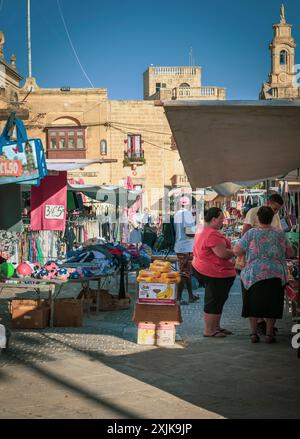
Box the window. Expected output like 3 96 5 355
280 50 287 65
126 134 144 159
100 139 107 155
46 127 86 151
156 82 167 92
179 83 190 88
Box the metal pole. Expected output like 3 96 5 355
28 0 32 78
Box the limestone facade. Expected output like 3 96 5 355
0 32 22 111
144 66 226 100
16 65 225 211
0 29 226 211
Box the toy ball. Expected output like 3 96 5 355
56 268 69 281
0 262 15 278
31 263 42 277
44 262 58 272
38 269 51 280
70 271 81 280
16 263 32 278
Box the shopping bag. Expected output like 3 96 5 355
0 115 47 185
285 284 299 302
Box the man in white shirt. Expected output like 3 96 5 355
174 197 199 305
242 193 283 235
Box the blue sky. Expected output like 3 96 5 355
1 0 300 100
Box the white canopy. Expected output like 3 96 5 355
46 159 106 171
67 183 141 208
164 100 300 190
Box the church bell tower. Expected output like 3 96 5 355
260 4 299 99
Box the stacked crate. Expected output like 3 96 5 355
133 260 182 346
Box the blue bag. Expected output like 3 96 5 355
0 114 47 185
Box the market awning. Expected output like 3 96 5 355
67 183 141 208
46 159 117 172
168 186 219 200
164 100 300 189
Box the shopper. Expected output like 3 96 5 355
192 207 236 337
242 193 283 235
174 196 199 305
233 206 293 344
242 193 284 335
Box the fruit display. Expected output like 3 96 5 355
137 261 181 284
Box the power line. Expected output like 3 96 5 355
108 120 171 136
109 123 176 153
56 0 94 88
23 115 173 138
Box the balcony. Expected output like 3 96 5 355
172 86 226 100
150 66 199 76
171 174 189 187
123 151 146 168
47 149 86 159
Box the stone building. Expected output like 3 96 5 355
0 29 226 211
0 31 22 111
16 65 225 211
260 4 300 99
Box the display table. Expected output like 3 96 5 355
0 278 62 327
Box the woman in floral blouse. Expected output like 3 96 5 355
233 206 293 344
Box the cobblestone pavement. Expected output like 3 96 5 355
0 276 294 364
0 276 299 419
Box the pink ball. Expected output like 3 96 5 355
16 263 32 278
44 262 58 272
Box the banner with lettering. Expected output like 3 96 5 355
31 172 67 231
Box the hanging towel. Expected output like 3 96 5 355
31 171 67 231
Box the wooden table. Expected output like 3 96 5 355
0 278 61 327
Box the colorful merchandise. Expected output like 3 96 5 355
16 263 32 278
31 172 67 231
0 262 15 278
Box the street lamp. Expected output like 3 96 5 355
100 139 107 156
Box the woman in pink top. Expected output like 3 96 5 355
192 208 236 337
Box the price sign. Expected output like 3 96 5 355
45 205 65 220
0 157 22 177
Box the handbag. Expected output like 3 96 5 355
0 114 47 185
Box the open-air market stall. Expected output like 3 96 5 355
164 99 300 352
0 114 61 330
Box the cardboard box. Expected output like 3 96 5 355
138 282 177 304
54 299 83 327
10 299 50 329
137 322 156 345
156 323 176 346
133 303 182 325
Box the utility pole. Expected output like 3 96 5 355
28 0 32 78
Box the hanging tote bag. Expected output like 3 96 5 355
0 114 47 185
